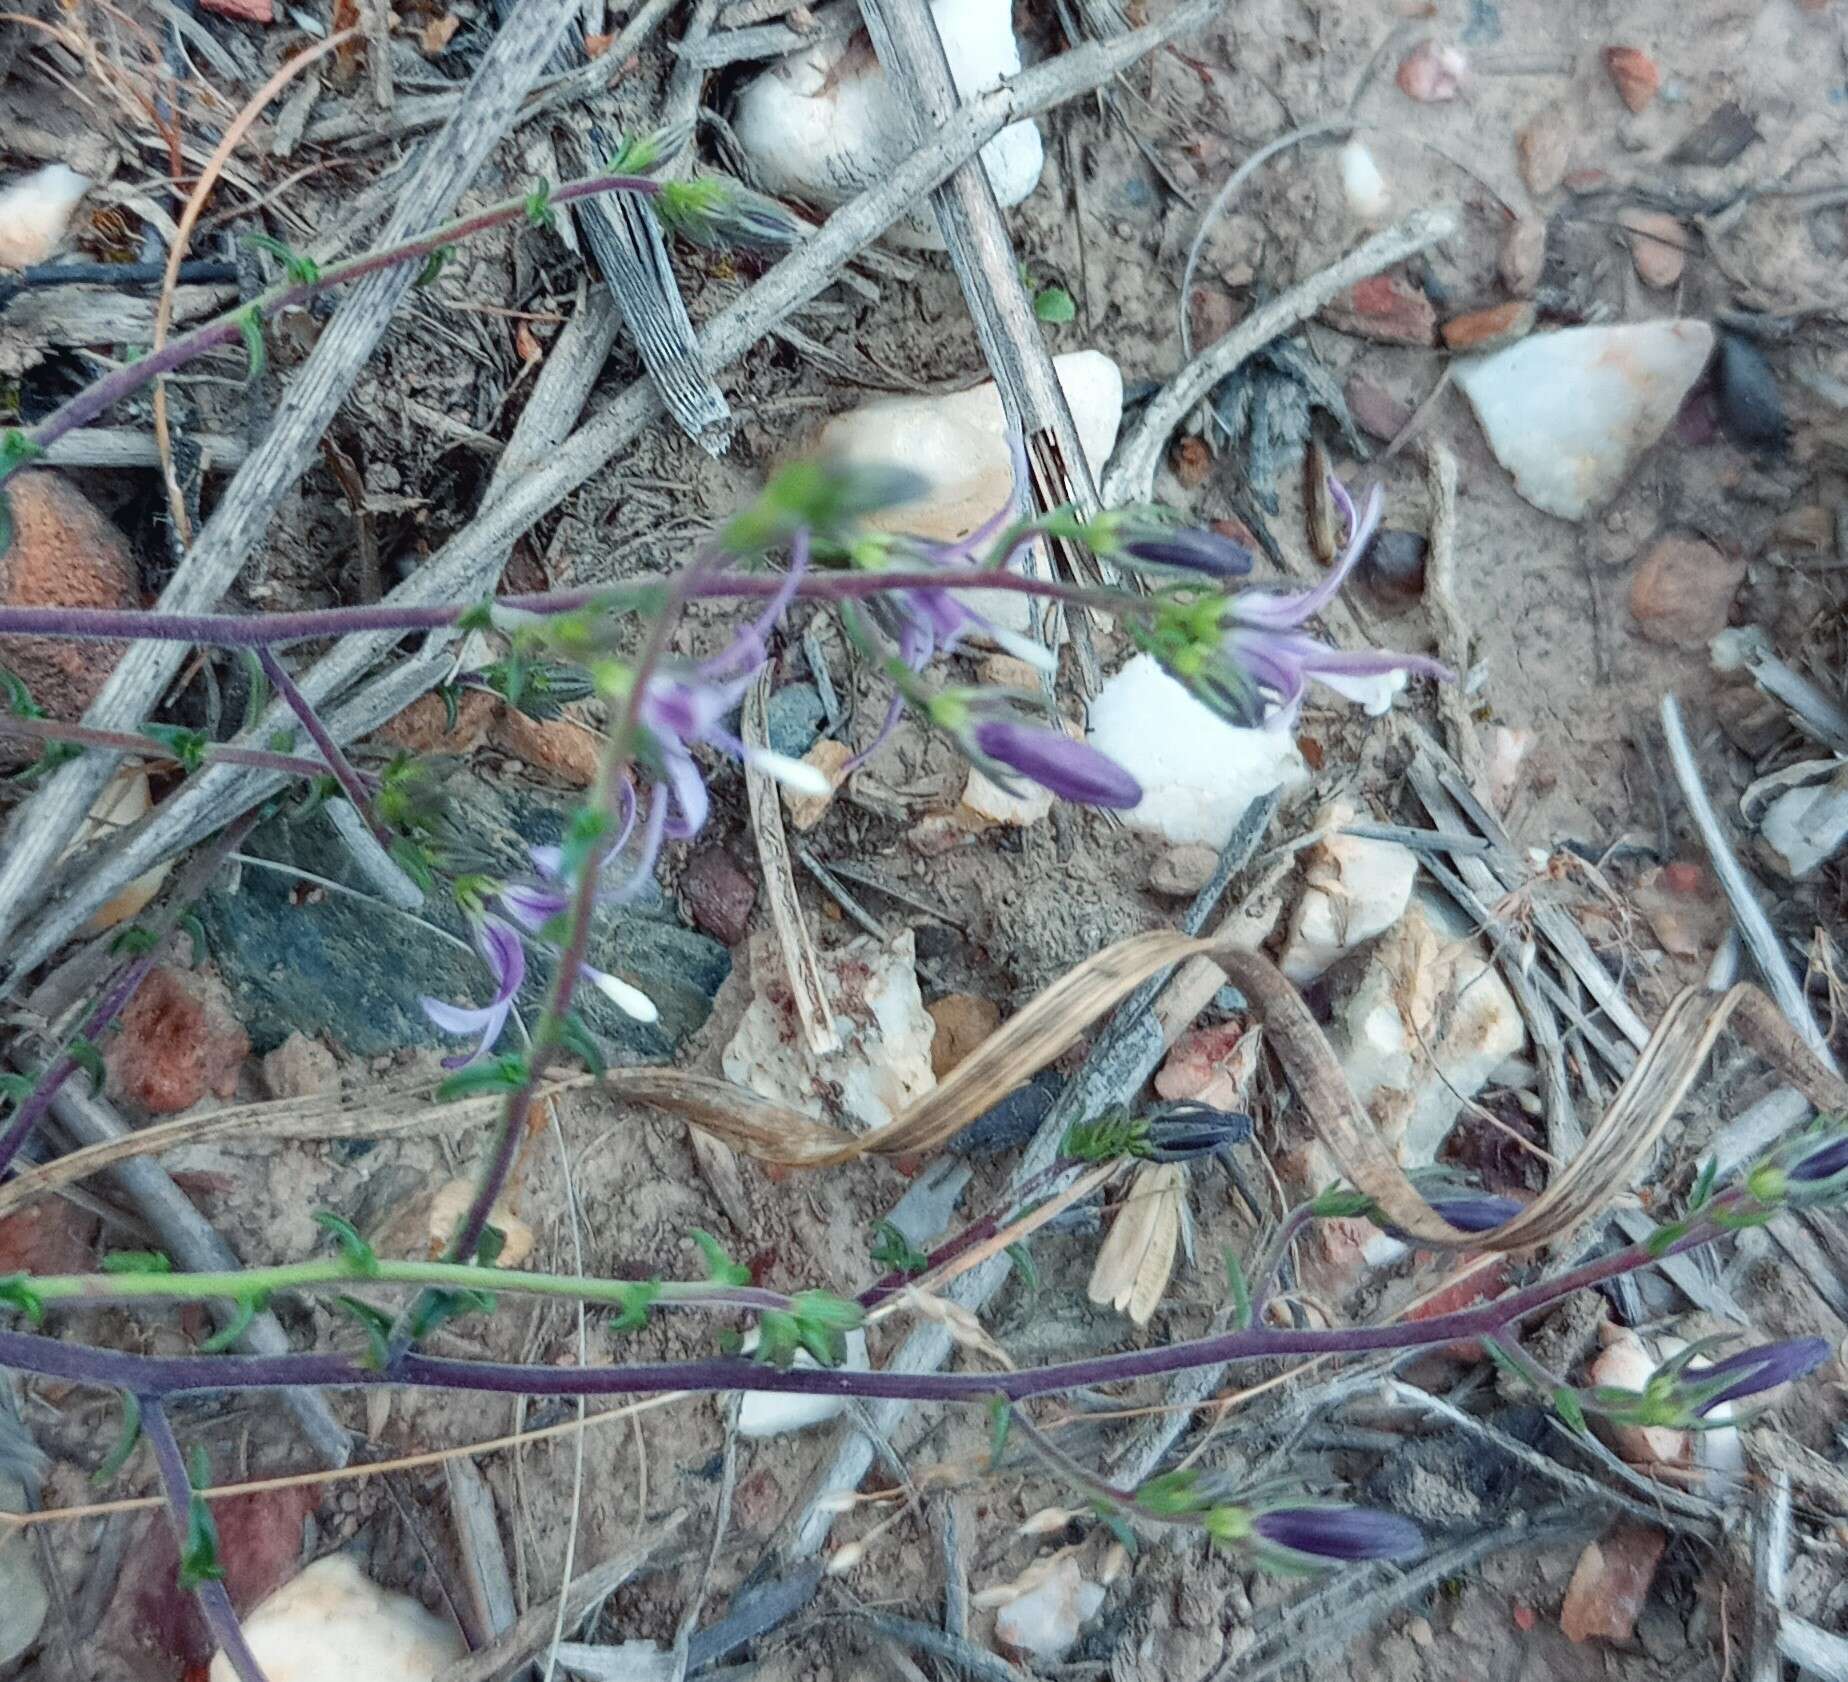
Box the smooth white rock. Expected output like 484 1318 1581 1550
1338 139 1390 222
737 1329 870 1437
0 1474 47 1668
1337 893 1526 1166
993 1557 1105 1661
733 0 1042 250
209 1555 464 1682
1278 801 1418 983
1087 654 1307 847
0 164 89 270
722 928 935 1131
1453 321 1714 520
816 351 1122 639
1591 1328 1689 1472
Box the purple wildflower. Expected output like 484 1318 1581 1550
1686 1338 1830 1414
1116 523 1255 579
1790 1132 1848 1185
1426 1194 1525 1234
968 717 1141 809
1251 1505 1425 1563
420 916 525 1067
1224 477 1451 730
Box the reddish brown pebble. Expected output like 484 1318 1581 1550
1512 1603 1537 1633
1628 535 1745 649
1171 435 1212 488
0 472 137 765
489 706 603 787
681 847 758 946
1395 39 1467 102
1499 216 1547 295
1604 46 1661 113
1560 1525 1667 1643
1210 516 1259 552
927 993 1001 1078
198 0 271 19
1324 274 1436 346
1441 300 1536 354
1344 377 1415 442
1515 106 1571 195
1189 288 1236 349
1662 860 1708 895
376 688 496 755
106 965 249 1114
1618 208 1687 287
0 1200 99 1275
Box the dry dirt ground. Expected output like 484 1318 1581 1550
7 0 1848 1680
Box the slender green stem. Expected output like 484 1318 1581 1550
25 1257 792 1316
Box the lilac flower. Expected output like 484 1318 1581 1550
420 916 525 1068
967 717 1141 809
1684 1337 1829 1415
1425 1194 1525 1234
1789 1132 1848 1186
1222 477 1451 730
1109 518 1255 579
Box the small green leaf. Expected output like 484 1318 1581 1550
474 1224 506 1268
1137 1469 1207 1516
556 1013 607 1080
1092 1500 1139 1557
0 427 42 472
334 1295 396 1370
1033 285 1076 324
987 1395 1011 1468
791 1289 864 1330
100 1250 173 1275
198 1294 260 1355
235 306 267 383
390 837 437 895
314 1211 380 1278
1689 1157 1719 1213
755 1307 800 1367
691 1228 750 1287
438 684 462 733
415 245 454 288
177 1491 226 1591
870 1220 929 1276
239 649 270 736
406 1284 495 1343
1310 1185 1375 1220
0 665 42 717
243 231 320 285
0 1073 35 1106
456 598 495 634
0 1274 44 1324
1643 1219 1689 1258
435 1053 529 1102
92 1390 142 1487
1554 1387 1589 1436
1224 1247 1252 1330
611 1280 660 1334
142 723 209 772
1005 1242 1040 1297
109 924 158 957
67 1036 105 1094
178 912 208 967
524 178 555 229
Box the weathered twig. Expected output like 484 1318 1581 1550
1104 205 1460 506
1749 1465 1791 1682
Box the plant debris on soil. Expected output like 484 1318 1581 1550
5 1 1848 1681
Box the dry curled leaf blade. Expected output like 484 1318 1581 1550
1088 1161 1184 1325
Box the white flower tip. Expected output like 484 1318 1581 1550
590 970 659 1023
750 748 834 796
988 626 1059 675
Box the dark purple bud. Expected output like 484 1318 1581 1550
1142 1101 1254 1161
1428 1194 1525 1234
1121 527 1255 578
1790 1133 1848 1184
1689 1337 1830 1413
1253 1505 1424 1562
969 719 1142 809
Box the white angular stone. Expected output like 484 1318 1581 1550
737 1329 870 1437
0 164 89 270
722 928 935 1131
1758 762 1848 879
1338 139 1389 222
1453 321 1714 520
992 1557 1105 1661
1278 801 1418 983
0 1474 47 1669
963 764 1052 827
1336 894 1526 1165
1086 654 1307 847
209 1555 464 1682
733 0 1042 251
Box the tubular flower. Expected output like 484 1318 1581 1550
420 916 525 1068
1205 1501 1425 1570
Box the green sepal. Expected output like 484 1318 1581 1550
405 1284 495 1343
92 1390 142 1486
101 1250 173 1275
987 1395 1011 1468
334 1295 395 1369
314 1210 380 1278
436 1053 529 1102
0 665 41 717
524 179 555 229
178 912 208 967
177 1491 226 1591
869 1219 928 1276
1033 285 1076 324
243 231 320 285
234 306 266 383
238 649 270 736
198 1294 261 1355
415 245 454 288
1310 1185 1375 1220
1224 1247 1252 1330
1005 1242 1040 1297
1688 1156 1719 1213
611 1280 659 1334
0 1274 45 1324
68 1036 105 1094
691 1228 750 1287
109 924 158 957
0 1073 35 1106
142 723 209 772
1553 1387 1590 1436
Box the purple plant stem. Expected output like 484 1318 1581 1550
0 1213 1723 1405
256 647 390 847
0 569 1128 649
140 1399 272 1682
0 713 356 782
0 811 260 1182
16 172 659 461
